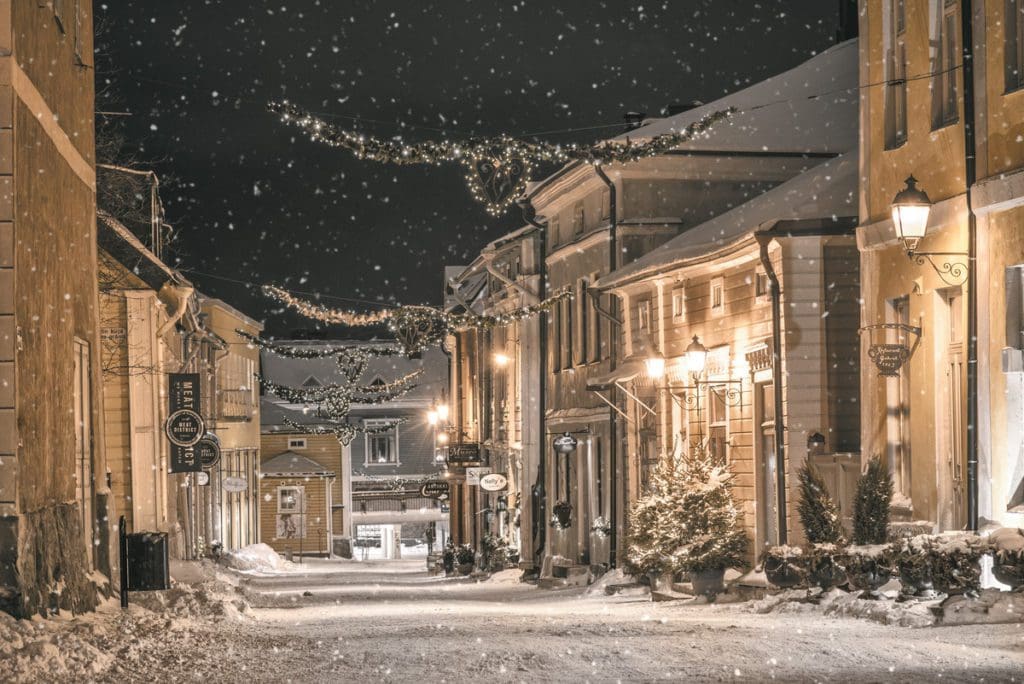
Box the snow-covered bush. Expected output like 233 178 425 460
623 450 747 578
893 534 986 597
455 543 475 566
761 545 806 589
852 457 892 545
989 527 1024 589
797 463 845 544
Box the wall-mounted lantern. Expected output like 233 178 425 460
891 176 967 286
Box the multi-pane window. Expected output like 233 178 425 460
671 286 685 321
710 277 725 316
578 279 589 365
885 0 909 148
549 215 560 245
365 420 399 464
589 273 603 363
707 386 729 465
278 486 305 513
572 201 585 236
1008 0 1024 92
755 270 770 302
562 296 574 369
288 437 307 450
637 299 652 332
931 0 959 129
218 353 256 419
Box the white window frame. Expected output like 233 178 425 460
277 485 306 513
710 277 725 317
671 286 686 321
288 437 308 450
754 269 770 304
637 299 652 332
364 419 400 465
1007 0 1024 92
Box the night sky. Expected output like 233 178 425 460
97 1 841 335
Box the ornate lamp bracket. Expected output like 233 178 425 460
907 249 969 287
859 322 922 377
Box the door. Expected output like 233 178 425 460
73 338 95 568
886 296 912 504
941 289 966 529
755 381 778 548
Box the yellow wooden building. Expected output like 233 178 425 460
258 451 335 557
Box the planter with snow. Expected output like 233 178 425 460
805 543 847 590
761 545 805 589
844 544 893 598
929 534 986 597
689 568 726 598
893 535 940 599
989 527 1024 591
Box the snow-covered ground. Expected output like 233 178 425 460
3 561 1023 683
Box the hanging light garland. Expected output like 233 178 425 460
262 284 571 354
282 417 407 447
267 100 736 215
237 329 402 360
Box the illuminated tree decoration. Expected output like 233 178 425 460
261 284 571 354
267 100 737 215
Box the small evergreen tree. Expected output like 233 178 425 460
852 456 893 545
797 463 846 544
624 450 747 577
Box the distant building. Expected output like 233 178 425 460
260 344 449 558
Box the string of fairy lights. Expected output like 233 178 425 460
267 100 736 215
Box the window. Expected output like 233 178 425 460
930 0 960 129
578 279 589 365
572 201 585 236
277 486 305 513
551 300 562 372
637 299 652 332
549 215 560 245
288 438 307 450
754 270 770 302
710 277 725 316
885 0 909 148
886 297 912 501
707 385 729 465
73 338 95 568
365 420 399 464
218 353 256 420
589 273 603 363
671 286 685 321
1007 0 1024 92
562 295 574 369
601 188 611 220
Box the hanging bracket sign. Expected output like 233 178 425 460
466 467 492 486
420 481 450 500
553 433 578 455
168 374 203 472
196 432 221 469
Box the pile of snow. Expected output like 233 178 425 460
484 569 523 584
989 527 1024 553
747 588 937 628
0 611 113 682
128 579 252 621
585 568 649 598
220 543 296 573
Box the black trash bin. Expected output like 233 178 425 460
125 531 170 591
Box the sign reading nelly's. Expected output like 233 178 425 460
168 373 204 473
479 473 508 492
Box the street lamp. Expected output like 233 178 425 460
427 409 439 426
684 335 709 379
493 351 511 368
644 349 666 380
890 175 967 286
436 402 450 422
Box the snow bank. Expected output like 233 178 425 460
748 588 937 628
484 569 523 584
0 610 113 683
220 543 296 573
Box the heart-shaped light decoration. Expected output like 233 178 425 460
463 148 532 216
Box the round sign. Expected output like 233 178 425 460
222 476 248 493
196 433 221 468
553 433 578 454
479 473 508 492
195 471 210 486
166 409 205 447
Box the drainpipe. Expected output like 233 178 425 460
593 164 619 568
756 233 788 545
517 198 548 570
961 0 979 532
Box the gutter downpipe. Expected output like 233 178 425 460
961 0 979 532
755 231 788 545
518 199 548 571
593 164 618 568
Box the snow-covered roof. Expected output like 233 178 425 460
618 39 858 155
597 152 858 288
261 450 334 477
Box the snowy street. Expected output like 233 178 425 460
5 560 1023 683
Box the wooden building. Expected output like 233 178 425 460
857 0 1024 530
258 451 334 558
0 0 107 617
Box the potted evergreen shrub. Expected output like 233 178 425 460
845 457 894 597
930 534 986 597
455 543 475 575
666 451 748 599
990 527 1024 590
760 545 805 590
623 480 672 589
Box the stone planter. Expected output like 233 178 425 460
457 562 474 575
762 547 805 590
895 537 940 599
845 545 892 599
690 568 726 599
649 572 674 593
990 528 1024 591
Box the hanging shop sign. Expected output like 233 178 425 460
168 374 203 472
195 433 221 469
466 467 492 486
553 433 578 455
446 442 482 466
222 476 248 493
479 473 508 492
420 481 450 500
195 471 210 486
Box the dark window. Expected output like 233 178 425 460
572 202 585 236
931 0 960 129
1008 0 1024 92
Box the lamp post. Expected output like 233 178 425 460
891 176 968 286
